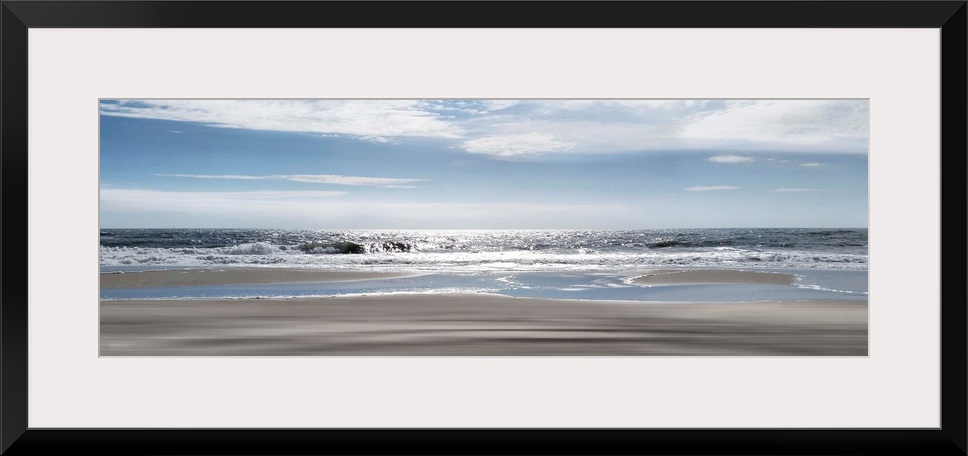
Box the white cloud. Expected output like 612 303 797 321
100 100 463 139
461 132 574 157
454 100 717 156
360 136 396 144
454 100 867 156
102 99 869 158
679 100 868 152
685 186 739 191
157 174 269 180
480 100 521 111
799 162 825 167
156 173 427 187
772 188 823 192
708 154 754 163
282 175 427 186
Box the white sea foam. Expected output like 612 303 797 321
795 283 869 296
224 242 279 255
99 245 868 272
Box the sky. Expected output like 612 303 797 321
99 99 868 229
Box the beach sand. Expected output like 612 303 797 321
100 267 867 356
100 295 866 356
100 268 417 289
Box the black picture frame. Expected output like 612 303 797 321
2 1 965 455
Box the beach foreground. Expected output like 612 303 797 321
101 293 867 356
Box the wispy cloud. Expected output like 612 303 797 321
685 186 739 191
156 173 427 188
708 154 754 163
158 174 268 180
360 136 397 144
772 188 823 192
100 100 463 139
461 132 574 157
283 174 427 187
458 100 867 156
799 162 825 167
679 100 868 150
101 99 869 158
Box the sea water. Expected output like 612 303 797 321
99 228 868 302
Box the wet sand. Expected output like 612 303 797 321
631 269 796 286
100 268 418 289
100 294 867 356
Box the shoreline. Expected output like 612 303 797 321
100 268 420 289
101 293 868 356
101 267 821 289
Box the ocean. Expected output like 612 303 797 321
100 228 868 302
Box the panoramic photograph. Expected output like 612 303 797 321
99 99 868 356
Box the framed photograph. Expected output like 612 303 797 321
96 97 871 357
2 1 965 454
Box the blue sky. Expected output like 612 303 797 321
99 99 868 229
